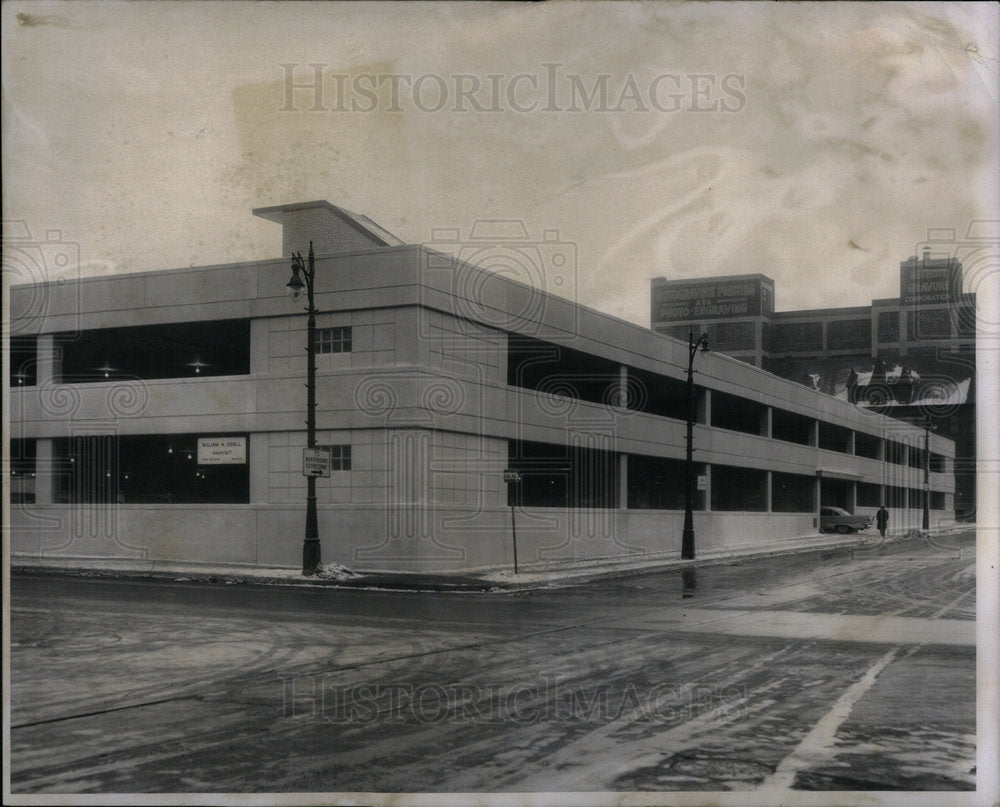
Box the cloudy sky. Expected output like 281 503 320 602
3 1 997 327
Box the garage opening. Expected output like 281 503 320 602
507 439 617 508
56 319 251 383
507 335 620 407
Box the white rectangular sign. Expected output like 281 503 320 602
303 448 330 478
696 474 708 491
197 437 247 465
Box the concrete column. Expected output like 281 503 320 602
847 430 856 455
618 365 628 411
394 307 420 367
698 388 711 425
765 470 772 513
848 482 857 513
618 452 628 510
760 406 772 438
497 331 509 391
37 333 58 384
250 433 269 504
703 464 712 512
814 475 822 530
249 319 270 376
34 438 54 505
809 419 819 447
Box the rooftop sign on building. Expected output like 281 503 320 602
899 255 963 306
651 275 774 323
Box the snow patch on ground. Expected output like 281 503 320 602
315 562 361 581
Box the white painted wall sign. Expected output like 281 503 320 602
197 437 247 465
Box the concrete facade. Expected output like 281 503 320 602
9 202 955 572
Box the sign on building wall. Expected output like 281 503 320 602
303 448 331 477
198 437 247 465
900 260 961 306
652 278 766 322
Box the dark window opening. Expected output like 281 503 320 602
317 326 352 354
855 432 882 460
772 472 815 513
772 408 814 446
508 335 620 407
711 465 766 511
908 445 925 469
9 438 36 503
820 478 852 510
908 308 951 341
956 303 975 337
931 491 946 510
53 433 249 504
885 440 908 466
625 366 702 422
769 321 823 353
827 319 871 351
10 336 38 386
818 422 852 454
328 444 351 470
710 390 765 436
627 455 705 510
885 485 908 509
56 319 251 383
706 321 756 353
878 311 900 342
857 482 882 507
930 453 947 473
507 439 617 508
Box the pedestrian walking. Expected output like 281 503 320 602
876 505 889 538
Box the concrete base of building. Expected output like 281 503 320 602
8 504 953 574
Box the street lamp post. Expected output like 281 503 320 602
682 326 710 560
923 417 936 531
287 242 321 575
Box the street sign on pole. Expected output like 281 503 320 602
697 474 707 491
503 469 521 573
303 448 330 478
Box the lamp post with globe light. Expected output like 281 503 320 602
682 326 710 560
286 242 321 575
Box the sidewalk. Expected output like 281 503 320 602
7 529 930 593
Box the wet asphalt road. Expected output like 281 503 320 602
9 531 976 795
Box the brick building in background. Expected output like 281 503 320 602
651 249 977 518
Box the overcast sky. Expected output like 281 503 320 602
3 1 997 327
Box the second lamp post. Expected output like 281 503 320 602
287 242 322 575
682 326 710 560
923 417 936 531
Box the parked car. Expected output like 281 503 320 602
820 506 873 534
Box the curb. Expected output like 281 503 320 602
9 532 894 593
